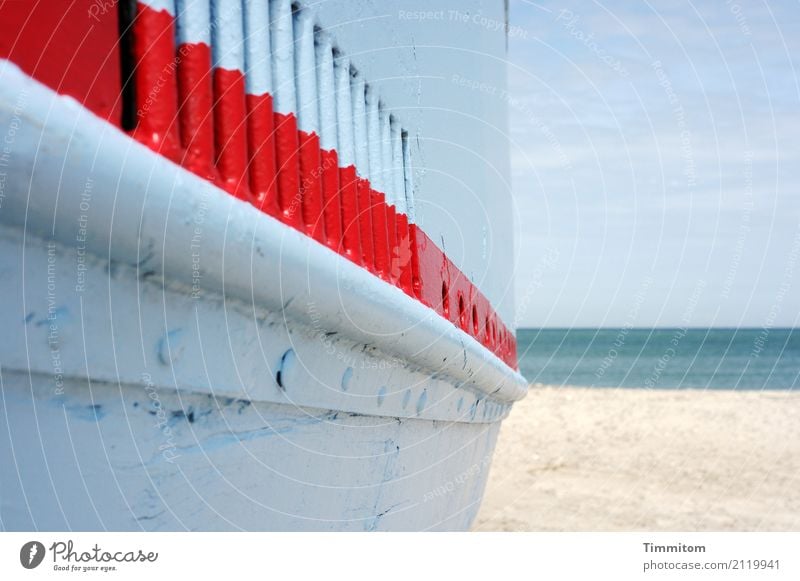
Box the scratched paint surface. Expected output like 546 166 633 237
0 0 518 368
0 217 511 530
1 370 500 531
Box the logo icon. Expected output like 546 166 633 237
20 541 45 569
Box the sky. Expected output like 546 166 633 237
508 0 800 328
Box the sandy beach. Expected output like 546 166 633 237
475 386 800 531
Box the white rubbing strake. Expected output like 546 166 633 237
315 31 337 152
366 86 382 191
242 0 272 95
334 54 354 167
391 118 407 214
402 131 416 223
175 0 210 45
351 71 369 178
210 0 245 71
269 0 296 115
140 0 175 15
380 107 393 204
293 7 318 134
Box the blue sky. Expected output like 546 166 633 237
509 0 800 327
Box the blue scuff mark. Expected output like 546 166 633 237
35 306 69 327
157 328 183 365
416 389 428 415
163 410 338 459
276 348 295 391
341 367 353 392
366 438 401 531
64 403 106 422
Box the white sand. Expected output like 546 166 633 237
475 386 800 531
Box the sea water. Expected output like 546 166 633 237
517 328 799 389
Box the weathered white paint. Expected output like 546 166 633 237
380 108 394 206
315 31 338 152
0 62 526 408
169 0 514 327
0 59 523 531
140 0 175 15
402 131 417 224
175 0 211 45
293 7 318 134
0 224 511 425
350 71 369 178
269 0 296 114
312 0 515 325
391 118 407 214
0 369 500 531
366 86 382 191
242 0 272 95
210 0 245 71
333 53 354 166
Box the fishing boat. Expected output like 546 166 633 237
0 0 526 530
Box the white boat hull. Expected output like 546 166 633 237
0 62 524 531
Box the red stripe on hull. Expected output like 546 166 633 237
176 42 215 181
339 166 362 265
357 178 375 274
131 3 180 160
385 205 399 286
298 131 326 244
321 149 343 253
246 93 279 216
409 225 449 316
274 112 303 231
370 190 390 281
394 213 414 295
0 0 121 124
1 7 519 369
212 67 251 201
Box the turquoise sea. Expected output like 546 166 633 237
517 328 799 389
